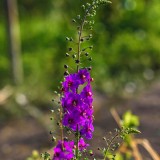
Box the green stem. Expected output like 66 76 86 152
60 106 64 149
104 133 119 160
75 3 94 160
75 125 79 159
77 4 94 73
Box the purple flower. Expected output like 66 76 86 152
62 69 92 94
78 138 89 151
79 105 93 119
80 122 94 139
63 110 86 131
77 69 91 84
81 84 93 105
53 140 74 160
61 92 83 113
62 73 79 93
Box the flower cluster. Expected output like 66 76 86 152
52 69 93 159
62 68 94 139
53 138 89 160
53 140 74 160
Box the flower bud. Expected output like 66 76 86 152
66 37 70 41
86 3 91 7
72 19 76 23
77 15 81 19
85 52 89 56
81 5 85 9
88 57 92 61
89 46 93 49
52 136 56 142
89 150 94 156
90 78 94 82
63 137 68 141
68 47 72 51
88 66 92 70
72 54 76 58
80 38 84 42
89 34 92 38
70 37 73 41
64 71 69 76
64 64 68 69
65 53 70 57
103 137 106 140
75 60 80 64
51 109 54 113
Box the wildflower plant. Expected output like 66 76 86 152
42 0 140 160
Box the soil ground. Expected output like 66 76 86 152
0 82 160 160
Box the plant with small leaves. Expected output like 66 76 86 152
97 127 140 160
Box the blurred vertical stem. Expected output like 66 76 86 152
4 0 23 85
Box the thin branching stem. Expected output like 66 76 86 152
104 133 119 160
76 4 94 73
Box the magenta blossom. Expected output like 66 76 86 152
78 137 89 151
61 69 94 139
53 140 74 160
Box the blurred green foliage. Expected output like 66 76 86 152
122 110 139 128
113 111 140 160
26 150 41 160
1 0 160 96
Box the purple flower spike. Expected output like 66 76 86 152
61 68 94 139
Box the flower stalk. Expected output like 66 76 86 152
41 0 141 159
50 1 112 159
